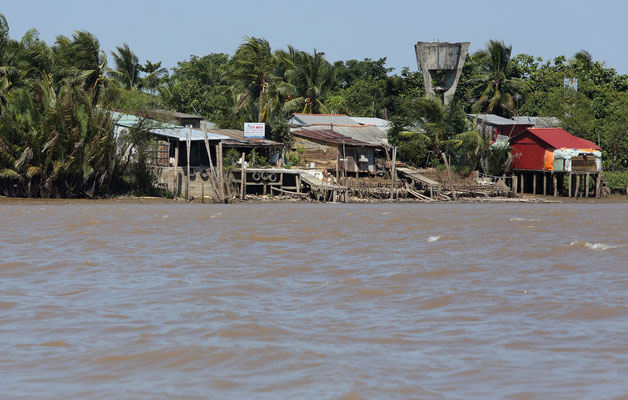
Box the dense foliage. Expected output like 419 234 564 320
0 14 163 197
2 13 628 198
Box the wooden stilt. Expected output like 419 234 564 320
575 174 580 198
173 141 179 197
216 142 224 202
543 173 547 196
553 173 558 197
239 152 245 200
520 173 525 194
595 173 601 198
390 147 397 200
585 173 590 198
568 172 572 198
533 174 537 195
185 129 191 201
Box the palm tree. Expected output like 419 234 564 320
227 37 283 122
283 49 333 114
54 31 110 105
469 40 528 116
109 43 140 89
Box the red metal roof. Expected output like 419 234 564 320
292 128 379 147
516 128 601 150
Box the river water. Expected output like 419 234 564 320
1 202 627 399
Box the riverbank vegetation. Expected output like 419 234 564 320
1 13 627 197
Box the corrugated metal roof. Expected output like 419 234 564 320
299 124 388 147
468 113 532 126
350 117 392 132
292 128 379 147
516 128 601 150
288 113 357 126
512 116 561 127
207 129 283 146
112 112 227 141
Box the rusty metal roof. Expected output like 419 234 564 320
207 129 283 147
292 128 379 147
302 124 388 147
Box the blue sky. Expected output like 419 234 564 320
3 0 627 74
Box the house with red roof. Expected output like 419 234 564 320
509 128 602 197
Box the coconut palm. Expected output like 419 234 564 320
571 49 593 72
109 43 140 89
53 31 110 105
469 40 528 116
283 49 333 114
227 37 284 122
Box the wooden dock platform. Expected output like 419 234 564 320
396 167 441 197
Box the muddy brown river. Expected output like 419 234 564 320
1 202 627 399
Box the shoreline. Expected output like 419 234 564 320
1 193 627 205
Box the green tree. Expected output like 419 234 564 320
283 49 333 114
227 37 283 122
468 40 528 116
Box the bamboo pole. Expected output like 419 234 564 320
390 146 397 200
185 128 191 201
173 140 179 197
239 152 246 200
441 153 457 200
216 141 224 202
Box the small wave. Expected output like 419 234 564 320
427 236 441 242
510 217 541 221
570 240 620 251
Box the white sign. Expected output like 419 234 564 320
244 122 265 139
564 77 578 91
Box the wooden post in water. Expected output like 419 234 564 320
575 174 580 198
595 173 601 198
520 173 525 194
173 140 179 197
585 172 590 198
342 141 347 184
239 152 246 200
543 173 547 196
568 172 572 198
216 142 224 202
441 152 457 201
511 174 516 193
185 128 191 201
201 179 205 203
335 148 339 181
553 173 558 197
390 146 397 200
533 174 537 195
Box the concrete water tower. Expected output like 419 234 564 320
415 41 470 105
